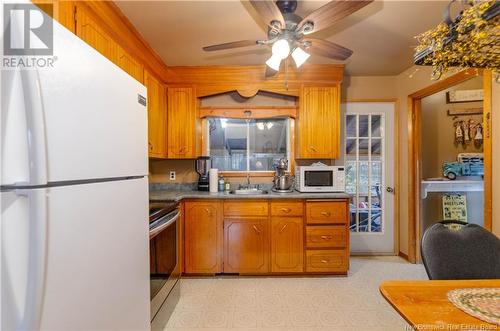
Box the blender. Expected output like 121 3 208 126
195 156 211 191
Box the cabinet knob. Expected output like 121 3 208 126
320 235 333 240
252 225 262 234
280 208 291 213
320 211 331 217
308 146 317 152
178 146 187 154
148 142 153 151
321 259 329 264
279 224 288 233
204 208 211 216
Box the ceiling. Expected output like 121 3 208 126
115 1 449 76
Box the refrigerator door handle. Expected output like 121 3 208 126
20 68 49 186
15 189 48 330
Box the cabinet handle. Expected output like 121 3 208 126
321 259 329 264
320 211 331 217
308 146 317 152
320 235 333 240
280 208 291 213
178 146 187 154
204 208 211 216
279 224 288 233
148 142 153 151
252 225 261 234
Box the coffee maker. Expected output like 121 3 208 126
196 156 211 191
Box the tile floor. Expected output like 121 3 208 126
165 256 428 331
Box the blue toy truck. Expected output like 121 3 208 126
443 153 484 180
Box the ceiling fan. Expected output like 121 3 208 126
202 0 373 73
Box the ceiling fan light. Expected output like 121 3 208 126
271 39 290 60
265 54 281 71
292 47 310 68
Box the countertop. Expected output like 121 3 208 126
149 189 350 202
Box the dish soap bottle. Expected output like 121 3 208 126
218 176 225 192
224 178 231 192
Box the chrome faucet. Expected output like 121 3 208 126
246 173 251 188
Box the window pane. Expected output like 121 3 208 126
371 115 381 137
346 115 357 137
208 118 248 171
345 162 357 194
371 138 382 158
248 119 288 171
359 139 369 156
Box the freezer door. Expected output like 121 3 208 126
1 178 150 331
1 7 147 186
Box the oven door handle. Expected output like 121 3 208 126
149 211 179 239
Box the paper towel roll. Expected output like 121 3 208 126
209 169 218 193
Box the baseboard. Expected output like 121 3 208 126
398 251 409 261
350 252 398 256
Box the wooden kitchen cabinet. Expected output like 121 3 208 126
296 86 341 159
270 217 304 273
184 201 223 274
117 45 144 83
145 70 167 158
167 86 198 159
75 4 119 63
224 218 269 274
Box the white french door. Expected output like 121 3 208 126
342 103 395 254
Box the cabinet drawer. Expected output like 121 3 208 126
306 201 347 224
224 201 268 217
270 202 303 217
306 249 348 273
306 226 347 248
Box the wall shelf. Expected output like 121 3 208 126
421 179 484 199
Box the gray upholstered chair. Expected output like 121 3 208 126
421 221 500 280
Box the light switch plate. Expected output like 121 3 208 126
169 171 176 180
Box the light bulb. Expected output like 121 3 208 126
256 122 265 130
266 122 274 130
265 54 281 71
271 39 290 60
220 118 228 128
291 47 310 68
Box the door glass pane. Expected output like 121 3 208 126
358 162 369 195
346 115 357 137
248 119 288 171
371 115 381 137
371 138 382 158
359 139 369 156
359 115 369 137
345 162 357 194
209 118 247 171
346 139 357 157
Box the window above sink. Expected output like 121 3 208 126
206 117 291 173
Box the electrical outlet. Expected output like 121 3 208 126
169 171 176 181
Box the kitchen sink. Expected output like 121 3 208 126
229 188 268 195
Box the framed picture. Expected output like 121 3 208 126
446 89 484 103
442 195 467 222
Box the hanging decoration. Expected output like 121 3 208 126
414 0 499 80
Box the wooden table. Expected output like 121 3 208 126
380 280 500 330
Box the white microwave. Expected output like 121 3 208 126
295 166 346 193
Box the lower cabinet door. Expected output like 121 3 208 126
184 201 223 274
224 218 269 273
271 217 304 273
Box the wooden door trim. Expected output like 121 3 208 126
407 69 492 263
342 99 400 255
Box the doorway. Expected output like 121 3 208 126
407 69 493 263
343 102 397 254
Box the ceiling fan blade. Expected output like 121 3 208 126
203 40 260 52
299 0 373 35
249 0 286 30
304 38 353 60
265 66 279 78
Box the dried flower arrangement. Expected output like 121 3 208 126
414 0 499 80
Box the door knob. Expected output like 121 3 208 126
386 187 395 193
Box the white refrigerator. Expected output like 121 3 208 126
1 5 150 331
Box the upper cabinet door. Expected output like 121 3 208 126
75 4 119 63
117 45 144 83
145 71 167 158
297 86 340 159
167 87 197 159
